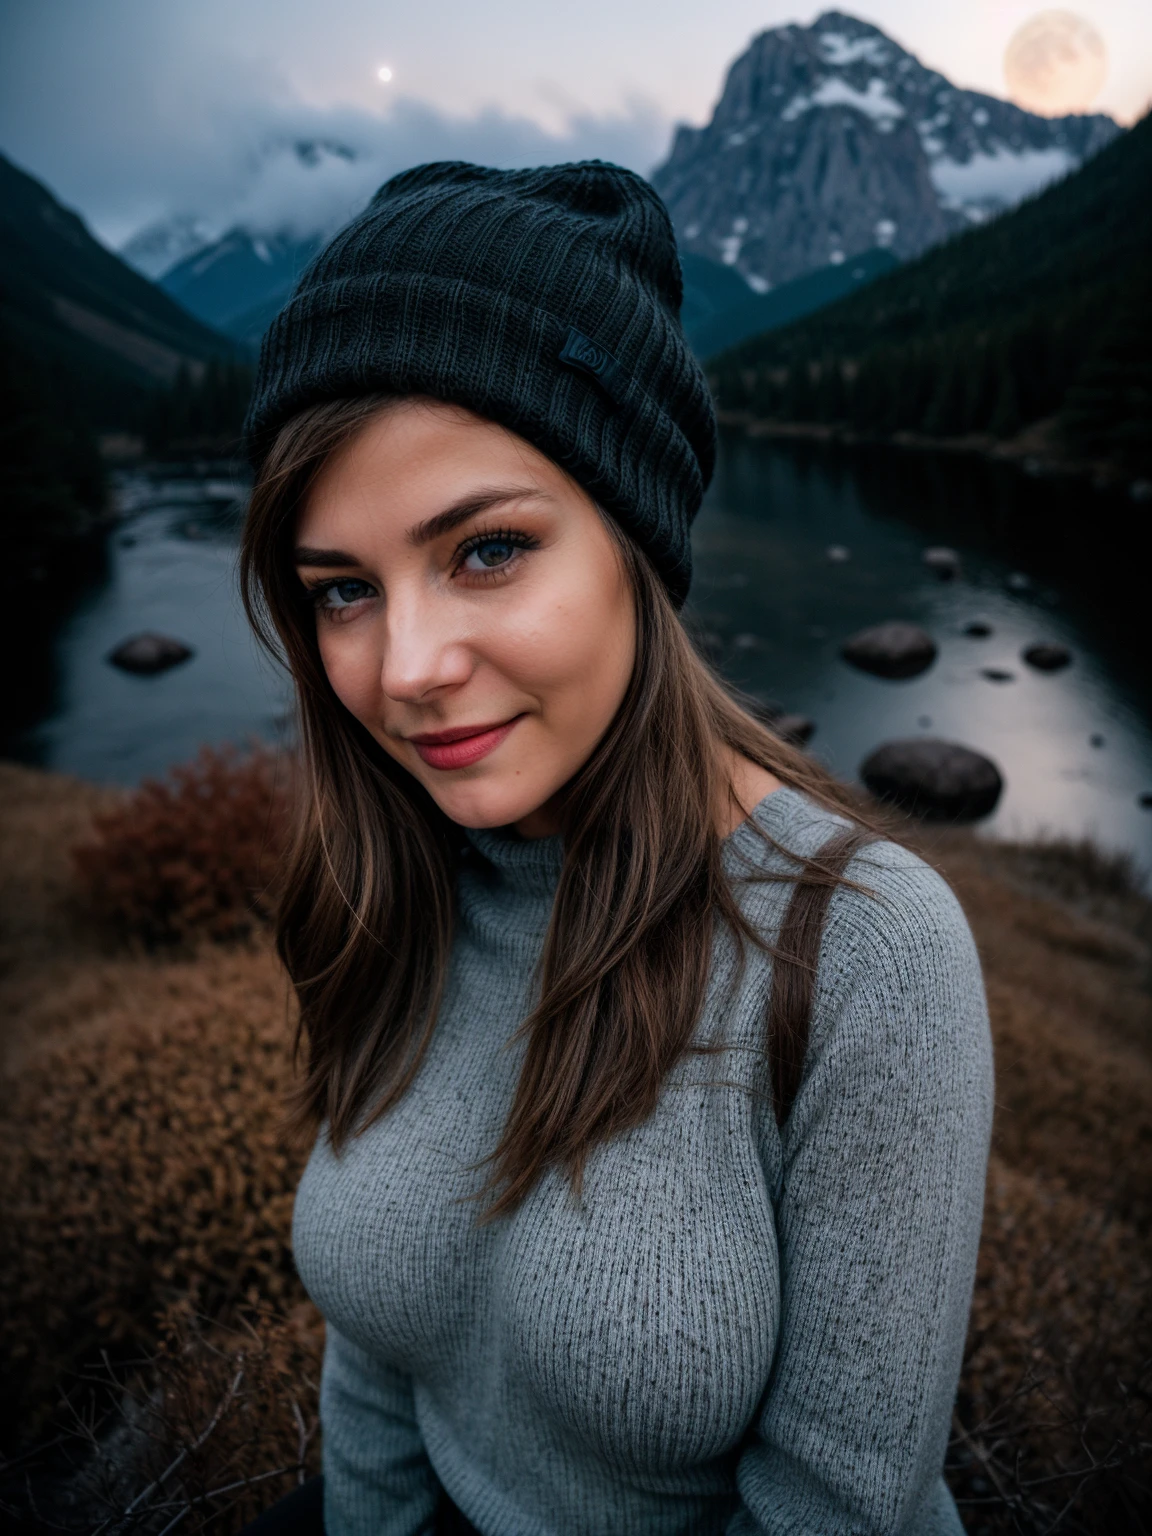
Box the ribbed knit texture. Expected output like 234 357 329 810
292 789 993 1535
243 161 717 604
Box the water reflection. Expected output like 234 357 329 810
689 432 1152 863
7 469 292 783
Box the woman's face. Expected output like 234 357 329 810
295 398 636 836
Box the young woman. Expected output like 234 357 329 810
239 162 993 1536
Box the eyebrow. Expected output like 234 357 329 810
293 486 553 567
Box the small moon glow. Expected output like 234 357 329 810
1004 11 1107 115
377 65 393 83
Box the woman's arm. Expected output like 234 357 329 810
730 849 994 1535
320 1324 443 1536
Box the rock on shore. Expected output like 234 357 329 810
108 633 194 675
841 622 937 680
860 738 1003 821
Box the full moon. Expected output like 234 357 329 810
1004 11 1107 115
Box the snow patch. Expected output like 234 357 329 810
746 273 771 293
829 250 845 264
930 146 1077 210
718 234 742 265
783 77 905 126
874 218 897 245
972 108 989 127
817 31 890 67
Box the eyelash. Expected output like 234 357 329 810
452 526 540 577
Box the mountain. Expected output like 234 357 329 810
707 110 1152 470
158 228 322 340
0 152 233 424
651 10 1119 291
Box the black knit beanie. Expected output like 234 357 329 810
244 160 716 603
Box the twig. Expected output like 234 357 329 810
90 1365 245 1536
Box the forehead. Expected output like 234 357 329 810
299 401 556 532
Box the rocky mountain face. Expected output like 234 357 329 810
651 10 1119 290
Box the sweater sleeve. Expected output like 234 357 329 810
728 848 994 1535
320 1323 443 1536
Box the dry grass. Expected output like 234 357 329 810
0 762 1149 1533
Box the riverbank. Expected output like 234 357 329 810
716 409 1152 500
1 758 1150 1532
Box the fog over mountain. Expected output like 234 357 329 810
118 98 667 279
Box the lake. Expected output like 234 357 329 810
6 430 1151 867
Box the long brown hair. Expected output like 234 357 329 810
241 395 883 1218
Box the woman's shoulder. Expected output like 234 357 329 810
729 787 993 1130
728 786 982 1000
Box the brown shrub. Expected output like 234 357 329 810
71 746 291 944
0 939 307 1447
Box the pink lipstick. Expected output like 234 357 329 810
408 716 522 771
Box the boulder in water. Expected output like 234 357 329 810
108 633 194 675
922 546 960 579
1023 642 1072 672
860 738 1003 822
962 620 992 638
981 668 1015 684
840 622 937 680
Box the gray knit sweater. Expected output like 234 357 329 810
292 788 994 1535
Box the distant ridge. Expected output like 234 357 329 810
0 152 233 425
707 110 1152 469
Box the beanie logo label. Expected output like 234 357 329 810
558 327 627 407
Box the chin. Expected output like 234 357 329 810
423 775 553 832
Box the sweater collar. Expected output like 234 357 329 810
460 786 808 901
462 823 566 900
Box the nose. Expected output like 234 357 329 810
379 587 474 703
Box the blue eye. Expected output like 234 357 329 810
463 537 518 571
458 529 538 574
315 578 375 609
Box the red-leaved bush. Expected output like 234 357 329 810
71 745 291 943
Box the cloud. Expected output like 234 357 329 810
146 91 672 251
0 3 669 254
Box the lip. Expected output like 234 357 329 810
408 716 523 771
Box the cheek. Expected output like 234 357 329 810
487 563 634 720
316 625 382 722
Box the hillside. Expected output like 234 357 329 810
0 152 233 426
708 110 1152 468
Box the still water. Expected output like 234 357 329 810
8 431 1152 865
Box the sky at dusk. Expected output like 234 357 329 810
0 0 1149 249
